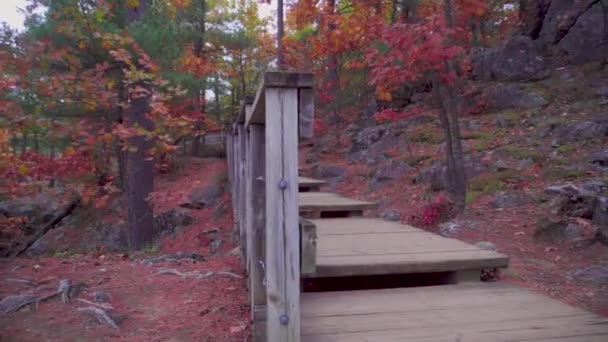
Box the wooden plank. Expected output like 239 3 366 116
298 88 314 139
298 177 326 188
232 130 239 223
299 192 378 213
247 124 266 321
314 250 508 278
306 218 508 277
237 124 247 259
301 283 608 341
245 128 251 273
300 219 317 276
253 304 267 342
312 218 419 235
265 87 300 341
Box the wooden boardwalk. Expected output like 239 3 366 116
311 218 508 278
226 71 608 341
294 177 608 341
302 283 608 341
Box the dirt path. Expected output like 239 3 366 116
0 158 251 341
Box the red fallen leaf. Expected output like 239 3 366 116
229 325 245 333
514 231 525 236
545 246 556 252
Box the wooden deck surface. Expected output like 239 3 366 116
299 192 378 213
302 282 608 341
309 218 508 277
299 176 327 187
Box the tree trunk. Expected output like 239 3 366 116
191 0 207 156
125 0 156 250
435 0 466 211
519 0 552 39
21 131 27 155
277 0 285 69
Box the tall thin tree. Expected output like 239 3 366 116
125 0 156 249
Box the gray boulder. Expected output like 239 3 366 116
491 191 533 209
492 159 510 172
552 120 608 145
589 150 608 167
374 160 411 182
155 208 194 235
316 165 346 179
544 181 607 219
549 193 596 219
351 126 388 153
516 158 535 171
380 209 401 222
466 120 482 131
489 36 549 82
470 47 497 80
534 219 582 243
475 241 498 252
593 197 608 226
485 84 547 112
0 193 59 223
553 1 608 65
181 185 223 209
415 156 486 191
567 264 608 287
370 160 411 191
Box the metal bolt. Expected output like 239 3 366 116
278 179 288 190
279 314 289 325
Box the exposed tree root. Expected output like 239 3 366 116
77 306 120 330
151 268 242 279
0 295 38 315
76 299 114 311
0 279 73 315
141 251 205 265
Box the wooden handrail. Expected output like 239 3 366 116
225 71 314 342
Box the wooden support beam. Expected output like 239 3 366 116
238 124 247 260
231 129 238 222
298 88 314 139
300 219 317 276
247 124 266 321
265 87 300 341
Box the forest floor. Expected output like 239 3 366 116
0 158 251 341
0 155 606 341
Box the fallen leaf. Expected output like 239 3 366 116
229 325 244 333
514 231 525 236
545 246 556 252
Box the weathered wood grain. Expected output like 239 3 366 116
265 87 300 341
247 124 266 320
308 218 508 278
300 219 317 276
301 283 608 341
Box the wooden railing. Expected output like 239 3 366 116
225 72 314 341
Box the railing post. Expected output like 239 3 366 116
237 123 247 259
265 86 300 341
246 123 266 324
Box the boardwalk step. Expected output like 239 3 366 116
298 176 327 192
306 218 508 278
301 282 608 341
299 192 378 217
